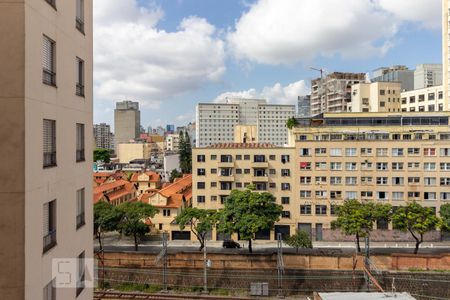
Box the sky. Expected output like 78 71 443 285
93 0 443 131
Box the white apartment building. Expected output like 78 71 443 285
0 0 93 299
414 64 443 90
350 82 402 113
401 86 445 112
166 133 180 152
196 98 295 147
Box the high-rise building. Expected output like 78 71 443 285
196 98 295 147
443 0 450 108
371 65 414 91
350 82 402 113
401 86 445 112
0 0 93 299
94 123 113 151
114 100 140 153
310 72 366 115
414 64 443 90
297 95 311 117
166 124 175 134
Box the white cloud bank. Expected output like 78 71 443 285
94 0 226 107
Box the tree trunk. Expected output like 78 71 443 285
296 247 299 254
356 233 361 252
414 234 424 254
134 233 138 251
97 231 103 251
199 240 204 252
248 239 253 253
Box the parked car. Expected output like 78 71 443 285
222 239 241 248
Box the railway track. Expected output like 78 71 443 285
94 290 252 300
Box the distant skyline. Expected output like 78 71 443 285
94 0 442 130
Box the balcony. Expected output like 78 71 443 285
251 161 269 168
43 151 57 168
43 229 57 253
76 83 85 97
252 176 269 182
43 69 56 86
218 175 235 182
76 213 85 229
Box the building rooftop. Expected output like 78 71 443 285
206 143 280 149
139 174 192 208
130 171 161 183
317 292 416 300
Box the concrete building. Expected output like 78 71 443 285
414 64 443 89
192 143 296 240
166 133 180 152
350 82 402 113
163 154 181 182
288 112 450 239
401 86 445 112
93 123 114 151
310 72 366 115
130 171 162 195
372 65 414 91
117 142 152 164
297 95 311 117
0 0 93 299
443 0 450 107
196 98 295 147
114 100 140 154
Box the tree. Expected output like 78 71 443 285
116 201 159 251
175 208 218 251
179 130 192 173
286 117 298 129
440 203 450 232
169 169 182 183
94 201 123 251
392 202 441 254
331 200 392 252
284 230 312 253
94 148 111 163
217 189 282 253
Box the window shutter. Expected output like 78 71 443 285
76 0 84 20
43 202 49 235
43 36 53 72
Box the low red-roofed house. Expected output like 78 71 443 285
130 171 162 194
93 179 137 206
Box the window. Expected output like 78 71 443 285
43 35 56 86
220 182 232 190
281 169 290 177
441 163 450 171
392 177 404 185
361 191 373 198
43 279 56 300
408 177 420 184
236 155 242 160
376 191 388 201
163 209 171 217
43 200 57 253
197 168 206 176
76 188 85 229
345 148 357 157
424 177 436 186
441 178 450 186
408 192 420 199
392 148 404 156
380 89 385 95
281 155 290 163
300 190 311 198
376 177 388 185
361 148 372 156
441 192 450 200
220 155 232 162
197 196 205 203
299 148 311 156
330 177 342 185
244 169 250 174
330 191 342 199
43 119 57 168
315 205 327 215
376 162 388 171
254 155 266 162
315 176 326 184
211 196 217 201
281 197 290 204
315 190 327 198
281 211 291 218
299 162 311 170
424 148 436 156
315 148 327 155
392 162 403 170
281 183 290 191
424 192 436 201
211 155 217 160
408 148 420 155
345 162 357 171
408 162 420 169
197 182 205 189
392 192 404 201
300 176 311 184
330 162 342 170
315 162 327 170
345 191 357 200
197 155 205 162
300 205 312 215
76 251 85 296
76 57 85 96
424 163 436 171
376 148 388 157
441 148 450 157
211 168 217 174
269 169 276 175
269 155 276 160
330 148 342 156
345 177 357 185
76 123 85 162
211 182 217 188
76 0 85 33
244 155 250 160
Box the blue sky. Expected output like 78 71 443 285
93 0 442 131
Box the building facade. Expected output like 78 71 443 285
401 86 445 112
114 100 140 153
196 98 295 148
443 0 450 107
372 65 414 91
297 95 311 117
192 143 296 240
166 133 180 152
414 64 443 90
288 112 450 238
117 142 152 163
350 82 402 113
310 72 366 115
93 123 114 150
0 0 93 299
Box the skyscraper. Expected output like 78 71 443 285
114 100 140 153
94 123 114 151
0 0 93 299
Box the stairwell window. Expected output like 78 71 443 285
43 35 56 86
43 119 57 168
76 123 85 162
76 57 85 97
76 0 85 33
76 188 85 229
76 251 85 296
43 279 56 300
43 200 57 253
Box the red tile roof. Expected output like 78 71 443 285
130 171 161 183
159 174 192 198
139 174 192 208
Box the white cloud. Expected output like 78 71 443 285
94 0 226 107
228 0 439 65
214 80 309 105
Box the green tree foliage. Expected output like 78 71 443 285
94 148 111 163
175 208 218 251
286 117 298 129
392 202 441 254
178 130 192 174
331 200 392 252
116 201 159 251
94 201 123 250
284 230 313 253
169 169 183 183
217 189 283 253
440 203 450 232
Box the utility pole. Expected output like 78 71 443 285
364 236 370 291
162 232 168 293
202 239 208 294
277 233 284 298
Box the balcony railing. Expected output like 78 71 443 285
43 151 57 168
43 69 56 86
43 229 57 253
76 18 85 34
76 213 85 229
76 83 85 97
76 149 85 162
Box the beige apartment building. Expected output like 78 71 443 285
192 143 296 240
443 0 450 107
118 142 152 163
288 112 450 239
350 82 401 113
0 0 93 299
401 86 445 112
